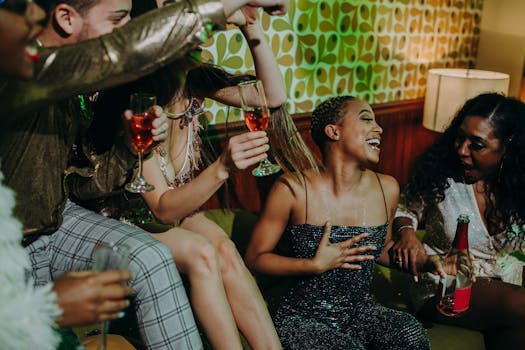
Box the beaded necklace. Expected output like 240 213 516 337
158 98 204 188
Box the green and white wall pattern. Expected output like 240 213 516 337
200 0 483 124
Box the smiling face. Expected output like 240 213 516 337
76 0 131 41
39 0 132 46
0 1 46 79
454 115 505 183
333 99 383 165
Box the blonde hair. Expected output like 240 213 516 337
269 105 319 174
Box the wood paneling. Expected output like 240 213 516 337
201 98 440 213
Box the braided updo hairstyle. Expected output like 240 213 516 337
311 96 356 153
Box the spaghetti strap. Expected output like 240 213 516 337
301 172 308 224
374 172 389 224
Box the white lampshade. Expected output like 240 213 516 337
423 68 510 132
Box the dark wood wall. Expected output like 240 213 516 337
201 98 440 213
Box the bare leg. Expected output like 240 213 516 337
418 277 525 350
181 213 282 350
154 228 243 350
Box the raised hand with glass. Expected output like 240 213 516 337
125 93 157 193
238 79 281 177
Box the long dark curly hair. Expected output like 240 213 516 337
405 93 525 234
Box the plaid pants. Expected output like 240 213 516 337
26 200 203 350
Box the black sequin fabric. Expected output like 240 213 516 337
274 223 430 350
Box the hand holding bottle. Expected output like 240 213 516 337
436 214 475 317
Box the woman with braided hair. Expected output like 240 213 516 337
245 96 430 349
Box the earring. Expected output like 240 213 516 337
497 157 505 184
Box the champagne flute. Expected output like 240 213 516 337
92 242 131 350
125 92 156 193
238 80 281 177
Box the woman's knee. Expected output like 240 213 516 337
215 238 245 274
184 239 221 276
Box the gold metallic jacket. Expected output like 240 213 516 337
0 0 225 235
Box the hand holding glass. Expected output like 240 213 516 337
238 80 281 177
125 93 156 193
92 242 131 350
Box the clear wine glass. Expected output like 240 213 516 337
92 242 131 350
238 80 281 177
125 92 156 193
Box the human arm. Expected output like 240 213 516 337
245 175 375 275
376 174 403 267
212 7 287 108
245 175 314 275
223 0 288 17
67 106 169 201
377 177 438 278
141 131 269 224
390 191 428 278
392 216 427 275
1 0 289 120
52 270 132 327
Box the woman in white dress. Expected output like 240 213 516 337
392 93 525 350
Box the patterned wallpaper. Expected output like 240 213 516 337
200 0 484 124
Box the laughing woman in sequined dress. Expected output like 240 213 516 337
245 96 430 350
392 93 525 350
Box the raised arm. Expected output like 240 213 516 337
1 0 226 119
211 7 287 108
1 0 290 120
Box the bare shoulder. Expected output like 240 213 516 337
375 173 399 190
374 172 400 202
274 172 306 198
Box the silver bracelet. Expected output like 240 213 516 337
396 225 414 234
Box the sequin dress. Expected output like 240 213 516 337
274 174 430 350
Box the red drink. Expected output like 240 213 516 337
436 214 474 317
129 112 154 152
244 107 269 131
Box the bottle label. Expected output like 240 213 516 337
453 285 471 312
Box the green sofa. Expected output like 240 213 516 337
203 209 486 350
74 208 486 349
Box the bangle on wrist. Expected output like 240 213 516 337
396 225 414 234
